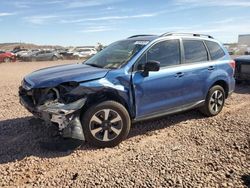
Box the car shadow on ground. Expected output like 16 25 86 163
0 117 75 164
0 109 205 164
241 174 250 188
128 109 203 138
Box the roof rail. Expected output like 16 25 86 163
160 32 214 39
127 34 156 39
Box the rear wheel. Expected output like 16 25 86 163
200 85 225 116
52 56 58 61
81 101 131 147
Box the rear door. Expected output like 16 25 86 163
179 39 213 104
45 51 53 60
36 51 45 61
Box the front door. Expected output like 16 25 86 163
132 39 186 118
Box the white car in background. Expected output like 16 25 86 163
73 48 97 58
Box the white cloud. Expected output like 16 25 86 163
0 12 15 16
25 11 155 25
79 26 115 33
10 0 65 8
106 6 115 10
45 0 65 4
87 14 157 21
66 0 122 9
62 13 157 23
12 1 30 8
175 0 250 7
24 15 59 24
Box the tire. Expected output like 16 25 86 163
3 58 11 63
52 56 58 61
199 85 225 117
81 101 131 148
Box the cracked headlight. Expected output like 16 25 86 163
57 82 84 104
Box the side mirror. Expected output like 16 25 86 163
142 60 160 76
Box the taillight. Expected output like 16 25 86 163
229 60 235 76
229 60 235 70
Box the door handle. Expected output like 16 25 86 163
175 72 184 77
208 66 215 71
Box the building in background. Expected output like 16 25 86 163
238 34 250 46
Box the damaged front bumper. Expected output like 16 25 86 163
19 88 86 141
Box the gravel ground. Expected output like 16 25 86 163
0 60 249 187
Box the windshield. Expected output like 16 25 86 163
85 40 149 69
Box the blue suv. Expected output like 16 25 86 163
19 33 235 147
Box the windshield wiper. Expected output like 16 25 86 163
86 63 103 68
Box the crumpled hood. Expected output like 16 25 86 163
24 63 109 88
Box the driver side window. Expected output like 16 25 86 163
136 39 180 70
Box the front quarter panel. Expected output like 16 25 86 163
79 69 134 116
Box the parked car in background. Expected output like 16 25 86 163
234 55 250 82
20 50 63 62
19 33 235 147
58 50 76 60
0 51 16 63
245 47 250 55
72 48 97 59
15 49 29 59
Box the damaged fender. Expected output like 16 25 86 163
37 98 87 141
37 98 86 115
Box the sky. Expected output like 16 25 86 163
0 0 250 46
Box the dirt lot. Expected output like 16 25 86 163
0 60 249 187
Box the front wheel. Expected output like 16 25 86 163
3 58 11 63
81 101 131 147
199 85 225 117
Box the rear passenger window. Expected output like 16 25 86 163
147 39 180 68
183 40 208 63
205 41 225 60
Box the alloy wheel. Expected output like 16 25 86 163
209 90 224 114
89 109 123 142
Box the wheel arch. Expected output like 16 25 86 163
210 80 229 98
80 91 132 120
52 55 58 60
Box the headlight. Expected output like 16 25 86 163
57 82 81 104
33 82 82 106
